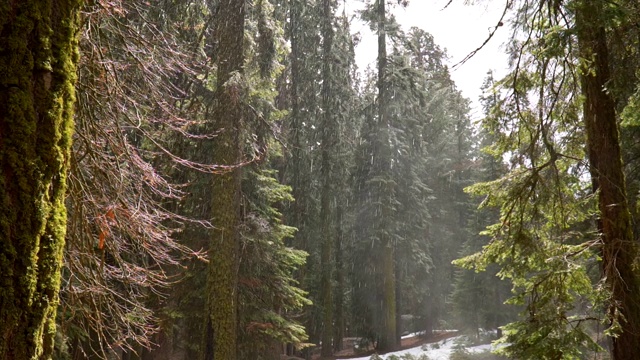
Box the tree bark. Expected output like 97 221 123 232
333 205 345 352
0 1 81 359
576 1 640 359
204 0 245 359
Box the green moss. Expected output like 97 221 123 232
0 0 81 358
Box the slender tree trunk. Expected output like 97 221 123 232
375 0 397 352
204 0 245 359
333 205 345 352
288 0 306 255
395 252 402 344
0 1 81 358
288 0 316 351
576 2 640 359
377 246 397 351
319 0 335 357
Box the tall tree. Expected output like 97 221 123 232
575 0 640 357
330 11 358 353
204 0 246 358
457 0 640 358
284 0 320 271
350 15 472 349
143 2 312 359
280 0 323 349
400 28 466 337
319 0 336 356
0 1 82 359
373 0 397 351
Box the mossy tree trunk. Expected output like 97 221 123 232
0 0 81 359
576 1 640 359
203 0 245 359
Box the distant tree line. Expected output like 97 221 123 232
4 1 640 360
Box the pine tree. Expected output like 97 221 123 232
451 73 515 340
237 2 312 357
349 14 477 346
319 0 336 356
331 11 359 353
400 28 464 337
456 1 640 358
348 0 400 349
142 2 313 359
372 0 397 350
280 1 323 347
236 165 311 360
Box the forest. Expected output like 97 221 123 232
2 0 640 359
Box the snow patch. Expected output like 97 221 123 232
350 336 496 360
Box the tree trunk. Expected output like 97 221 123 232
288 0 308 258
377 247 397 351
204 0 245 359
395 251 402 344
287 3 312 340
0 1 81 358
576 1 640 359
333 205 345 352
375 0 397 352
319 0 335 357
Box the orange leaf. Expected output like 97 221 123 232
98 231 105 250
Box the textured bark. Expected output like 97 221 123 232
319 0 335 357
377 245 397 351
0 1 81 359
576 1 640 359
204 0 245 359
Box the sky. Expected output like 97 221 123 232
348 0 511 118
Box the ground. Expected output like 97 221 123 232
307 331 464 359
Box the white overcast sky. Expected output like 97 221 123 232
347 0 511 118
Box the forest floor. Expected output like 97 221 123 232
308 330 460 359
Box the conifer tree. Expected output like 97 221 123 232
372 0 397 350
451 73 515 340
457 1 640 358
339 0 398 349
330 11 358 352
319 0 337 356
350 10 476 345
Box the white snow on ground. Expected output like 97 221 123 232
350 336 496 360
401 332 425 340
